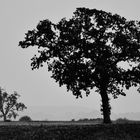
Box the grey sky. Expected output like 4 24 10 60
0 0 140 120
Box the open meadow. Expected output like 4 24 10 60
0 121 140 140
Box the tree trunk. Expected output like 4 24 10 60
3 114 7 122
100 88 111 124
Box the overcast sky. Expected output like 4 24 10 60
0 0 140 120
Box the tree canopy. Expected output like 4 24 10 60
19 8 140 123
19 115 32 122
0 87 27 121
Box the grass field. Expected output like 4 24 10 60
0 121 140 140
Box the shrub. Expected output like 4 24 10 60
19 116 32 122
115 118 129 124
5 119 11 122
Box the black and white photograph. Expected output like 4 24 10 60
0 0 140 139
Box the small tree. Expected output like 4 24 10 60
19 115 32 122
19 8 140 123
0 87 27 121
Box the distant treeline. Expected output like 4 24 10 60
71 118 140 124
71 118 103 123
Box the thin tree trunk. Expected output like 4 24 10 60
100 88 111 124
3 114 7 122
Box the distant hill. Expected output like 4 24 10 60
118 112 140 120
18 106 102 121
17 106 140 121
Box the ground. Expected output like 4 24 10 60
0 121 140 140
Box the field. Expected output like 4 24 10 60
0 121 140 140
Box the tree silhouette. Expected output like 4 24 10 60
19 8 140 123
0 87 27 121
19 115 32 122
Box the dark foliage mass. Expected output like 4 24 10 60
19 7 140 123
0 124 140 140
19 116 32 122
0 87 27 121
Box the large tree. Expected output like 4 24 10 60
19 8 140 123
0 87 27 121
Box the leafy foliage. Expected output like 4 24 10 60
19 116 32 122
0 87 27 121
19 8 140 123
19 8 140 98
